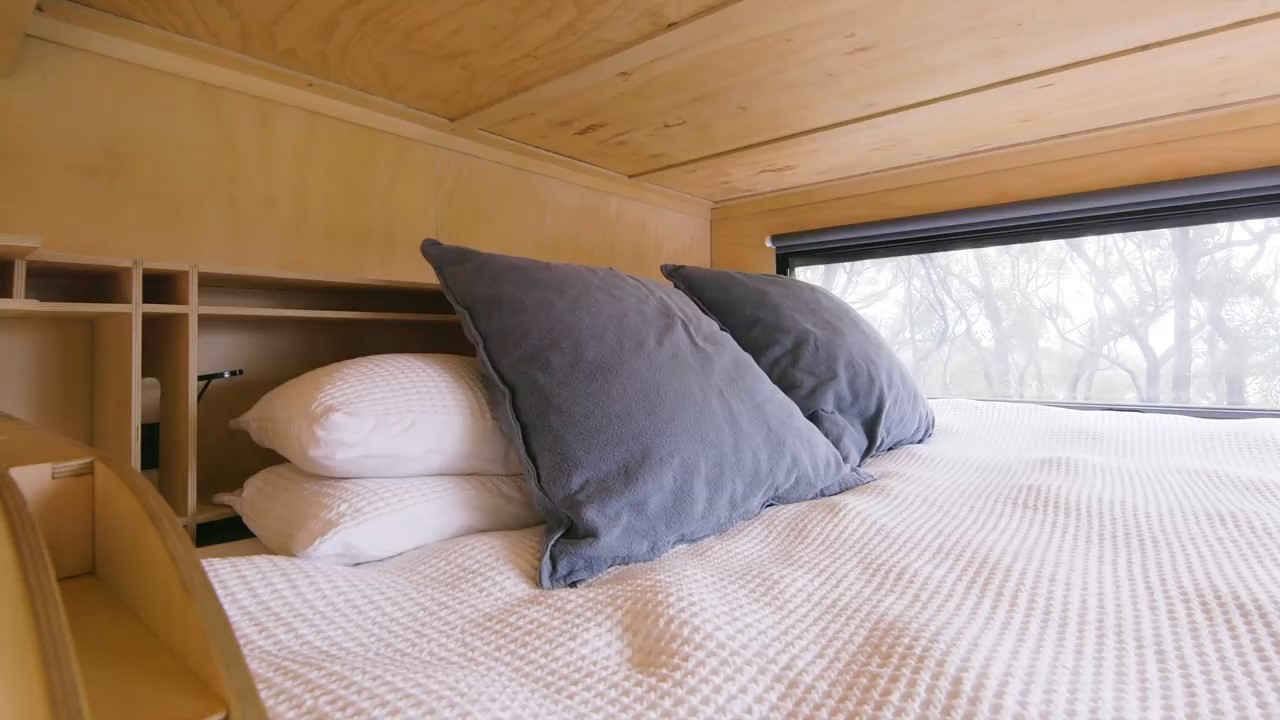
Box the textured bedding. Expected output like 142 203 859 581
205 400 1280 719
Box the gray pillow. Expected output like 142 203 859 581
420 240 865 589
662 264 934 466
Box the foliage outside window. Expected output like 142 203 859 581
796 217 1280 409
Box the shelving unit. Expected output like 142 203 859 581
0 243 139 480
192 267 468 544
0 238 471 542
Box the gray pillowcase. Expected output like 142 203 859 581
662 264 934 466
420 240 866 589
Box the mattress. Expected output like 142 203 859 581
204 399 1280 719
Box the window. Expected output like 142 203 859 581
773 168 1280 416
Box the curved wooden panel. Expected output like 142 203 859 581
0 471 89 720
71 0 729 120
0 416 267 720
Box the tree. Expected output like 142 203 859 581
796 217 1280 408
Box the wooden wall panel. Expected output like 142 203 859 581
436 150 709 274
712 120 1280 273
0 319 95 443
0 0 37 76
0 40 709 282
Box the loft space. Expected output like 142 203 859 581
29 0 1280 205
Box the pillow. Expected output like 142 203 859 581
231 353 522 478
420 239 864 589
214 464 541 564
662 264 934 465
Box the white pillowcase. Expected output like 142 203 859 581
231 353 522 478
215 464 542 565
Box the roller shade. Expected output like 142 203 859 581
772 166 1280 270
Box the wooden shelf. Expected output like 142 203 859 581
198 265 440 293
142 303 190 316
0 235 41 260
198 305 458 322
0 300 132 318
194 502 236 525
59 575 228 720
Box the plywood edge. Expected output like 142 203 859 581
711 97 1280 220
0 471 91 720
197 305 459 322
0 234 42 260
26 0 712 219
196 264 442 292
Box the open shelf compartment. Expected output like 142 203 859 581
0 417 265 719
197 265 452 319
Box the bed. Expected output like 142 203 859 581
203 399 1280 719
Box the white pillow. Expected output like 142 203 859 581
231 353 522 478
215 464 542 565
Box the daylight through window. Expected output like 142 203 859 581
796 217 1280 410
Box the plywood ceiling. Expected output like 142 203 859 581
66 0 1280 203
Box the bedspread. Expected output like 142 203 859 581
205 399 1280 718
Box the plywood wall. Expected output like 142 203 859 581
0 39 709 281
713 108 1280 273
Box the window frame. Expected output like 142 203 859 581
774 167 1280 419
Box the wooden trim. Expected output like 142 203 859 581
712 98 1280 220
0 0 37 76
0 234 41 260
197 264 442 292
25 251 133 269
7 463 94 579
0 301 132 317
454 0 752 130
26 0 712 218
184 271 198 536
197 306 459 323
140 303 187 316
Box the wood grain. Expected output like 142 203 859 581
711 119 1280 273
0 0 37 75
488 0 1278 175
7 464 94 579
650 17 1280 199
435 149 710 272
712 99 1280 220
58 576 226 720
0 39 709 280
0 235 41 260
0 318 95 443
30 1 710 216
72 0 728 120
92 313 138 468
0 468 90 720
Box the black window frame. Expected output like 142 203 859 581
772 166 1280 419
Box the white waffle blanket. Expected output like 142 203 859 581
205 400 1280 719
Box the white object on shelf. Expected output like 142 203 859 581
140 377 161 424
